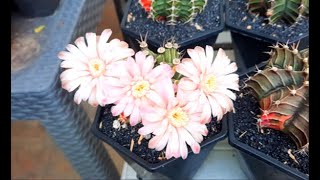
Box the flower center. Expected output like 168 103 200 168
168 107 189 128
131 80 150 98
203 74 217 93
88 58 106 77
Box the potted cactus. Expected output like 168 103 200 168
228 42 309 179
57 29 240 179
120 0 224 52
225 0 309 74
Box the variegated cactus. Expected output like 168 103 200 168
248 0 309 25
139 0 208 25
245 43 309 151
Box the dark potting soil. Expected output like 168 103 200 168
233 78 309 175
99 105 222 164
227 0 309 43
123 0 222 45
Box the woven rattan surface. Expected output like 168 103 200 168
11 0 119 179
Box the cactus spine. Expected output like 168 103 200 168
139 0 207 25
247 0 309 25
245 43 309 151
137 35 183 81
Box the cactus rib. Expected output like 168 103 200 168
246 44 309 151
139 0 207 25
247 0 309 25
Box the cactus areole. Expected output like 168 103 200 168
139 0 208 25
245 43 309 151
247 0 309 25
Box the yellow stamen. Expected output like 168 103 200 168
88 58 106 77
203 74 217 93
168 107 189 128
132 80 150 98
94 64 99 71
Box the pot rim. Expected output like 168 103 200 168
91 105 228 171
120 0 225 48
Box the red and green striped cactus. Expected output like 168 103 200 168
248 0 309 25
245 43 309 151
139 0 207 25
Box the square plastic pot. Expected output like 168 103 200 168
225 0 309 75
91 105 228 179
13 0 60 17
120 0 225 52
227 64 308 180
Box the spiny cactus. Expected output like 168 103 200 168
139 0 208 25
137 35 182 66
245 43 309 151
247 0 309 25
137 35 183 81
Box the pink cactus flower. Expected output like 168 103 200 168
103 51 174 126
176 46 239 123
58 29 134 107
138 83 208 160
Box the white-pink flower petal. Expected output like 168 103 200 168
103 51 174 126
85 32 98 58
58 29 134 106
138 92 208 160
138 122 161 135
74 36 90 58
98 29 112 57
142 56 155 76
129 104 141 126
155 129 170 151
177 46 239 122
178 78 198 91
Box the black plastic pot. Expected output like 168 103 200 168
225 0 309 75
13 0 60 18
92 106 228 179
120 0 225 52
227 64 308 180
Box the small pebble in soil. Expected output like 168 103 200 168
242 16 247 21
121 123 128 129
112 120 121 129
143 135 151 141
99 105 222 164
233 77 309 175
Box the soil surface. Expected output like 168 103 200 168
227 0 309 43
99 105 222 164
232 78 309 175
122 0 223 46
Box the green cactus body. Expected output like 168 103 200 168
247 0 309 25
266 45 304 70
140 43 181 66
246 69 305 99
259 86 291 110
285 99 309 148
140 0 207 25
246 44 309 151
137 38 183 80
248 0 270 14
262 85 308 116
